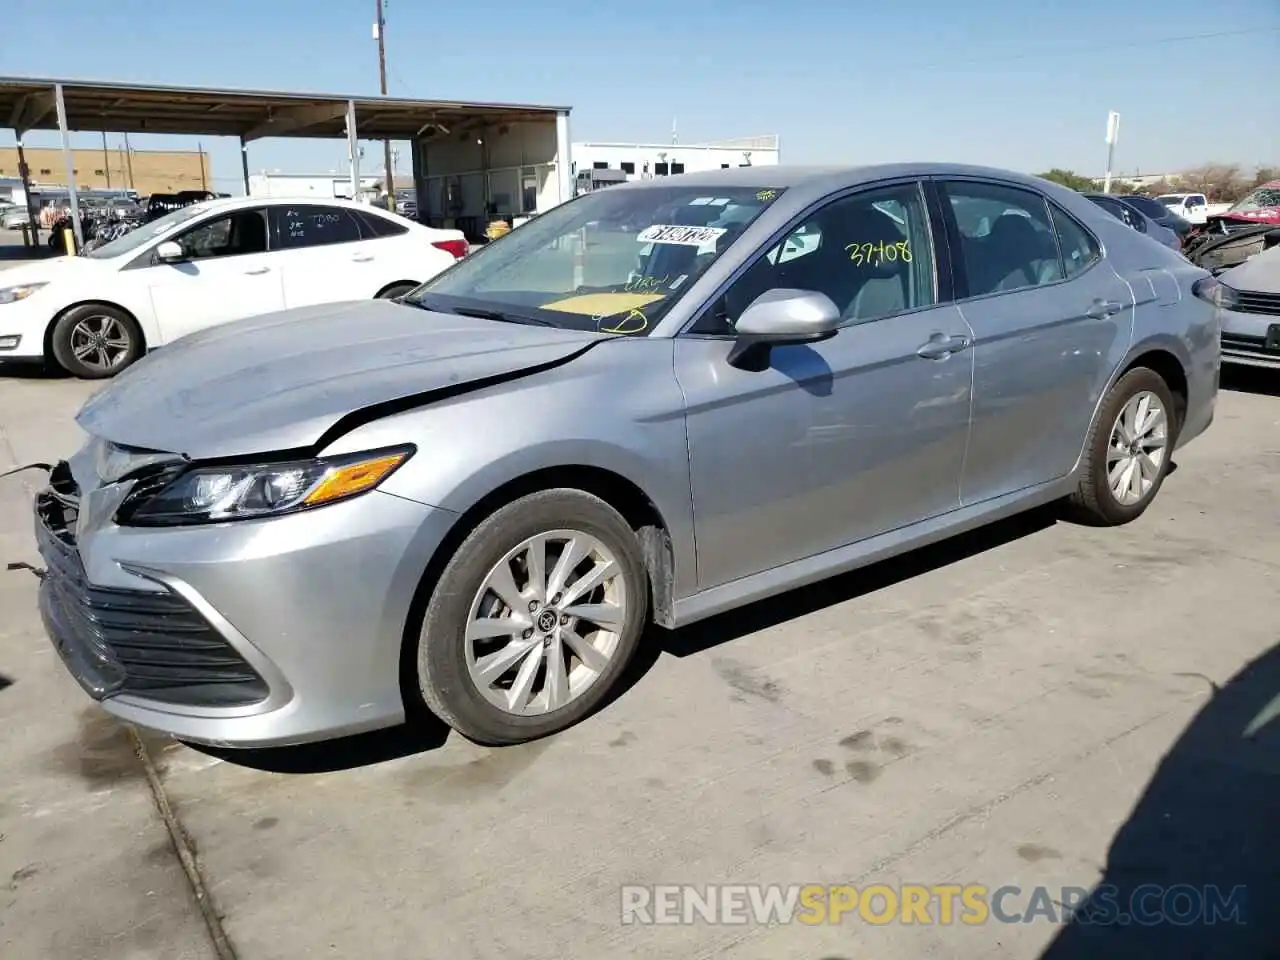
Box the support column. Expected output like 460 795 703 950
13 136 39 246
346 100 360 201
555 111 572 207
239 136 250 195
53 83 85 253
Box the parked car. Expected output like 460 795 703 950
25 164 1218 748
1083 193 1181 252
1183 180 1280 274
2 205 31 229
1200 243 1280 369
1156 192 1230 224
1115 194 1195 242
0 196 467 378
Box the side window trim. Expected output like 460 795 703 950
678 177 942 339
930 177 1099 305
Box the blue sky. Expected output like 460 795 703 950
3 0 1277 194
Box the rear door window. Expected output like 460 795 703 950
1049 205 1101 280
356 210 409 238
271 204 365 249
940 181 1064 296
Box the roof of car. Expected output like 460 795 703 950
610 162 1064 194
180 195 397 214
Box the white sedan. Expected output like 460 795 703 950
0 196 467 378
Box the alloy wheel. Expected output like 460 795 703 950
69 314 132 374
1106 390 1168 506
464 529 628 716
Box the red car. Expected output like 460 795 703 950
1185 180 1280 273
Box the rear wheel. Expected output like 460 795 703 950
415 489 649 745
376 282 417 300
49 304 143 379
1065 367 1177 526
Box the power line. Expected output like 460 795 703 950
912 26 1279 70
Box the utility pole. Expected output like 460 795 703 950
123 132 135 189
375 0 395 210
101 131 111 188
1103 111 1120 195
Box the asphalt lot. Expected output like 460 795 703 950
1 256 1278 958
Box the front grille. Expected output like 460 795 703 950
35 469 269 708
1221 332 1279 363
1233 290 1280 317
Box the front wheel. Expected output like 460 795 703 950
49 304 144 379
376 282 418 300
415 489 650 745
1065 367 1177 526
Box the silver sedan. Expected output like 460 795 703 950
27 163 1220 747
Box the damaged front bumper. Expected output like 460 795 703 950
23 450 457 749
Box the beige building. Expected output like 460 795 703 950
0 146 211 195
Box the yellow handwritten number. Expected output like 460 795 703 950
844 240 912 265
756 189 778 202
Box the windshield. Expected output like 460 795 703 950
84 203 213 260
404 184 786 335
1229 185 1280 212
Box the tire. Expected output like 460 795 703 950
415 489 650 745
376 282 417 300
1065 367 1178 526
49 304 144 379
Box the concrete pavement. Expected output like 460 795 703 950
0 350 1276 959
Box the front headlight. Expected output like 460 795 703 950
1190 276 1239 309
116 445 414 526
0 282 48 305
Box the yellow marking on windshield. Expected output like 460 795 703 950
599 309 649 335
540 292 666 316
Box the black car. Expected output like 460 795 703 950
1116 194 1194 240
1081 193 1181 252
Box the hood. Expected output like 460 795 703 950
76 299 603 460
0 254 106 288
1211 208 1280 227
1219 244 1280 294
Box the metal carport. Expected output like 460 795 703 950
1 76 572 249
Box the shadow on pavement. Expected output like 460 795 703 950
0 672 13 693
0 240 53 262
0 360 64 379
1221 365 1280 398
653 504 1059 662
186 717 452 775
1039 642 1280 959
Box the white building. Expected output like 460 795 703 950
247 172 384 202
572 135 780 184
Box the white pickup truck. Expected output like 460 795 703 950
1156 192 1232 224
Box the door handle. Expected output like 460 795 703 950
244 266 270 275
1085 299 1125 319
351 253 374 262
916 333 971 360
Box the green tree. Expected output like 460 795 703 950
1036 168 1096 191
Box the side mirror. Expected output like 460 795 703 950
155 240 185 262
727 288 841 371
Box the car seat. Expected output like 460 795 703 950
979 213 1061 293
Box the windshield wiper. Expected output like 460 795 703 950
448 306 556 327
